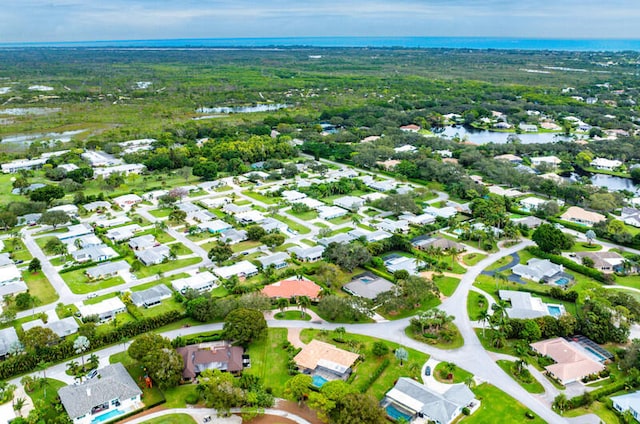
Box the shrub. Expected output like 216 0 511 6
185 392 199 404
462 407 470 416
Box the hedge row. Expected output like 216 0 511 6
359 358 390 393
0 310 184 380
525 246 612 284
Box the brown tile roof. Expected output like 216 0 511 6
177 342 244 379
293 340 359 371
530 338 604 384
261 278 322 300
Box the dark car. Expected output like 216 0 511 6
425 366 431 376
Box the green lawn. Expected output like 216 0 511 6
405 324 464 350
22 270 59 305
463 253 487 266
140 414 197 424
35 235 56 251
109 351 165 408
327 215 353 225
149 208 173 218
138 298 185 318
2 238 33 262
274 310 312 321
496 360 544 394
433 275 461 297
485 256 513 272
83 291 119 305
242 190 279 204
433 362 473 384
134 257 202 278
162 385 199 409
273 214 311 234
288 209 318 220
567 242 603 252
461 383 545 424
300 328 429 400
564 400 622 424
135 229 175 244
243 328 291 397
230 240 262 253
25 378 67 422
61 269 125 294
167 242 192 256
467 291 489 321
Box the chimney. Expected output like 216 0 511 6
87 388 91 397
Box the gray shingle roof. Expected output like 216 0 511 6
130 284 172 307
59 363 142 419
0 327 19 357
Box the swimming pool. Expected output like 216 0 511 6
91 409 124 424
386 404 413 422
360 277 374 284
312 375 328 388
555 278 569 286
547 305 563 317
584 346 608 363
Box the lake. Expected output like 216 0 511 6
196 104 288 114
0 107 61 116
1 129 86 145
565 170 640 193
437 126 575 145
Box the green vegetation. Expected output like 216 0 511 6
433 362 473 384
134 257 202 278
243 328 291 397
467 291 489 321
274 311 311 321
22 270 58 305
463 253 487 266
61 269 125 294
462 383 545 423
496 360 544 394
140 414 197 424
433 275 461 297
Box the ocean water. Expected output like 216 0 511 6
1 37 640 51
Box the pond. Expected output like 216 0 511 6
0 107 61 116
437 125 575 145
196 103 289 114
564 170 640 193
1 129 86 145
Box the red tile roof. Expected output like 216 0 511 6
261 278 322 299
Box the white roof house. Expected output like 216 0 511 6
78 297 126 322
213 260 259 280
130 285 173 307
318 206 348 220
223 203 252 215
400 213 436 226
612 392 640 421
200 197 232 208
81 150 121 167
394 144 418 153
93 215 131 228
83 201 111 211
384 255 420 275
591 157 623 171
531 156 562 167
512 259 564 283
499 290 564 319
622 207 640 228
333 196 365 211
105 224 142 242
135 245 171 266
48 204 79 216
257 252 290 269
295 197 325 210
0 253 23 286
424 206 458 219
0 327 20 358
71 245 118 263
85 260 131 280
220 229 248 245
171 272 217 294
1 158 48 173
375 218 410 234
236 210 266 224
281 190 307 203
198 219 233 234
113 194 142 209
129 234 157 250
288 245 325 262
93 163 145 178
261 217 288 233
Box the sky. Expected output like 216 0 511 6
1 0 639 43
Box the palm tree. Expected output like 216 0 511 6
334 326 346 342
297 296 311 316
66 360 79 375
494 271 509 291
478 309 491 338
553 393 569 414
89 354 100 370
13 397 25 417
351 214 361 227
73 336 90 370
276 297 289 313
585 229 596 246
443 362 457 380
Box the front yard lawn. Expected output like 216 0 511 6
461 383 545 423
149 208 172 218
273 214 311 234
243 328 291 397
3 238 33 262
134 257 202 278
496 360 544 394
433 275 461 297
433 362 473 384
274 311 311 321
61 269 125 294
463 253 487 266
230 240 262 253
23 270 58 305
467 291 488 321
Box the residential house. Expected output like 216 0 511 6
257 252 290 270
1 157 47 173
261 277 322 300
401 213 436 226
135 245 171 266
317 233 353 247
220 229 248 245
128 234 157 250
499 290 565 319
64 234 102 252
261 217 288 233
288 245 325 262
48 204 79 218
411 236 466 252
22 316 79 339
530 338 605 385
512 258 571 285
384 254 420 275
343 272 395 300
236 210 266 225
93 164 145 179
223 203 251 215
0 253 23 286
93 215 131 228
72 245 118 263
177 341 245 381
17 213 41 226
171 272 217 294
494 154 523 164
622 207 640 228
130 285 173 308
105 224 142 242
294 197 325 210
382 377 476 424
57 223 93 241
611 392 640 422
176 201 202 216
281 190 307 203
519 197 547 212
591 157 623 171
78 298 126 322
113 194 142 209
333 196 364 211
200 197 232 209
83 201 111 212
348 229 392 243
512 216 544 229
0 327 19 359
375 218 409 234
213 260 259 280
142 190 168 203
400 124 421 132
85 261 131 280
293 340 359 383
531 156 562 168
488 186 523 198
519 123 538 132
58 363 142 424
574 251 624 273
424 206 458 219
360 192 387 202
560 206 606 227
197 219 232 234
318 206 348 220
81 150 121 167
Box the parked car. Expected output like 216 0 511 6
13 260 24 264
87 370 99 379
425 366 431 376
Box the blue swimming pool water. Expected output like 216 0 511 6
92 409 124 424
547 305 562 317
386 404 413 422
555 278 569 286
360 277 374 284
584 346 608 363
312 375 328 387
